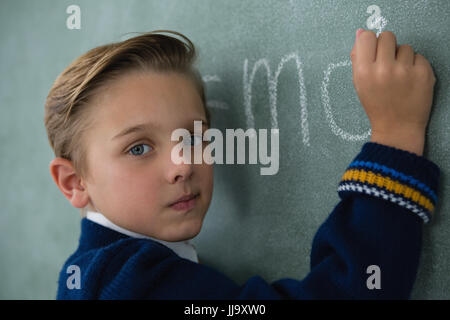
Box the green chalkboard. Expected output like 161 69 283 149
0 0 449 299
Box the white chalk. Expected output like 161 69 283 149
321 59 371 142
243 53 310 146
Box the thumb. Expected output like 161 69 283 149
350 28 365 61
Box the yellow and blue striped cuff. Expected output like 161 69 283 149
338 143 440 224
339 168 434 223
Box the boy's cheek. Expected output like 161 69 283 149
204 163 214 188
199 164 214 203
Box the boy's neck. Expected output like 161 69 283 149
85 210 199 263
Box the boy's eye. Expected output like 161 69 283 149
184 134 203 147
128 135 201 157
128 144 152 156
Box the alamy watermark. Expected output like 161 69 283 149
66 265 81 290
366 265 381 290
66 5 81 30
171 121 279 176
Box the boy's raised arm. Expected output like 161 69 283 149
287 141 440 299
282 29 440 299
351 29 436 157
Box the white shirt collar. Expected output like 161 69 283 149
85 211 198 263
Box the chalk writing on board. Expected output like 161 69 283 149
243 53 310 147
205 54 371 145
321 60 371 142
202 75 229 110
366 5 387 36
203 7 390 146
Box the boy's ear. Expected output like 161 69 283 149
49 157 90 209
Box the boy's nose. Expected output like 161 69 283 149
166 156 194 184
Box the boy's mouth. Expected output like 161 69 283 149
169 193 199 211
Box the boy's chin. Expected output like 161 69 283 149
160 218 205 242
175 222 204 242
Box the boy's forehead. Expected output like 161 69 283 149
92 72 207 133
110 116 208 141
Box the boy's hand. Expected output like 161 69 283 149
350 29 436 156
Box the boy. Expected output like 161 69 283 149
46 29 440 299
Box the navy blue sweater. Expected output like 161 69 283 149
57 142 440 299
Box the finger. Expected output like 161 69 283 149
396 44 414 66
353 30 377 65
413 53 430 67
414 54 436 85
376 31 397 64
350 29 365 60
414 53 436 82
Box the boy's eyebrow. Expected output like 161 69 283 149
111 118 209 141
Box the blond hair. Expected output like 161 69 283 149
44 30 210 216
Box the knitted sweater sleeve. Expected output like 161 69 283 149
271 142 440 299
91 142 440 300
